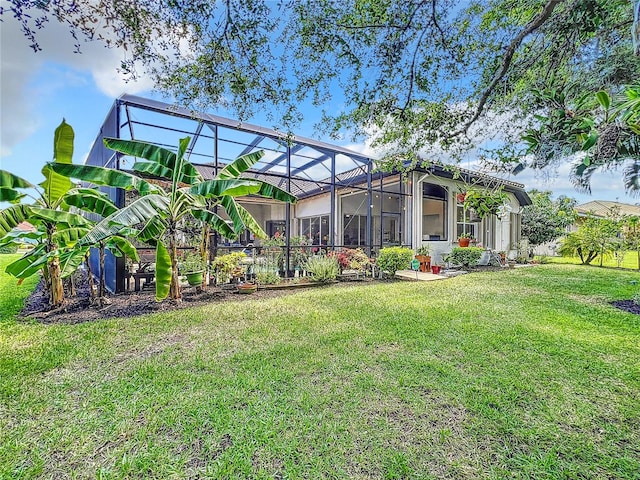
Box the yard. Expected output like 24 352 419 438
1 254 639 479
548 252 639 270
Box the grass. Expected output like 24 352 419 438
1 255 639 479
548 250 639 270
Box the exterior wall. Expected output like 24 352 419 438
411 172 522 264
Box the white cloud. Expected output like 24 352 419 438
0 10 154 156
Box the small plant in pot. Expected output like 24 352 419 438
458 232 472 247
180 251 207 286
415 245 432 272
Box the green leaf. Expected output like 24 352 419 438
236 202 268 239
191 208 236 239
48 163 163 196
0 188 25 203
63 189 118 218
106 236 139 262
595 90 610 110
138 215 167 244
0 229 42 248
190 179 262 198
40 120 74 206
79 194 169 246
132 161 174 181
581 134 598 151
217 150 265 179
5 244 48 279
104 137 202 185
0 204 31 238
219 196 245 234
0 170 34 189
29 207 90 228
254 181 298 203
51 227 90 247
60 247 89 278
155 241 172 301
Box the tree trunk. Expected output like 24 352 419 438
99 242 106 305
85 252 97 305
169 227 182 301
46 224 64 307
200 224 210 289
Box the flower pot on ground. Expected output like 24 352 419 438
179 251 207 286
431 265 442 274
185 271 204 286
237 282 257 294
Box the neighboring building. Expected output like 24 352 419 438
87 95 531 292
574 200 640 222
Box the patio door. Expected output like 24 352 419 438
382 213 401 246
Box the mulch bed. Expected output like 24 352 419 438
20 272 336 324
610 300 640 316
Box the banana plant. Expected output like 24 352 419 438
0 120 92 307
50 136 297 301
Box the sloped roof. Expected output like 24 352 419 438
576 200 640 217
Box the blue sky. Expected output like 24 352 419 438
1 10 637 207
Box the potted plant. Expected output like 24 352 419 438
415 245 431 272
180 251 207 286
237 281 257 294
462 185 509 219
458 232 472 247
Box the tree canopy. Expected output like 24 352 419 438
521 189 577 246
4 0 640 192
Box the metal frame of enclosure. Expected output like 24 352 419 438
86 94 409 292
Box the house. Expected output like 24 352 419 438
86 95 531 292
574 200 640 222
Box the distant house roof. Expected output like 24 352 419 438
575 200 640 218
16 222 36 232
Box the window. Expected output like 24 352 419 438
422 183 447 241
456 204 478 239
299 215 329 245
343 214 366 246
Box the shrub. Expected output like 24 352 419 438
446 247 484 267
0 244 18 254
255 269 281 285
179 251 206 273
376 247 413 276
304 255 339 283
329 248 371 273
211 251 246 282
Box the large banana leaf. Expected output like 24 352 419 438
191 208 236 239
0 229 42 248
236 202 268 239
60 247 89 278
52 227 91 247
219 196 245 235
0 170 34 189
40 120 74 206
48 163 163 196
104 137 202 185
137 215 167 244
189 179 262 198
106 236 139 262
5 244 48 279
63 189 118 218
254 181 298 203
132 161 174 181
79 194 170 246
216 151 265 179
29 207 91 228
0 188 25 203
154 241 172 301
0 204 31 238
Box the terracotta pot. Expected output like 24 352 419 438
456 193 467 203
458 238 470 247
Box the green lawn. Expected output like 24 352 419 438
548 251 640 270
1 255 639 479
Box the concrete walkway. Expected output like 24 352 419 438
395 269 448 281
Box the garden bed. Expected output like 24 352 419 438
19 272 337 324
